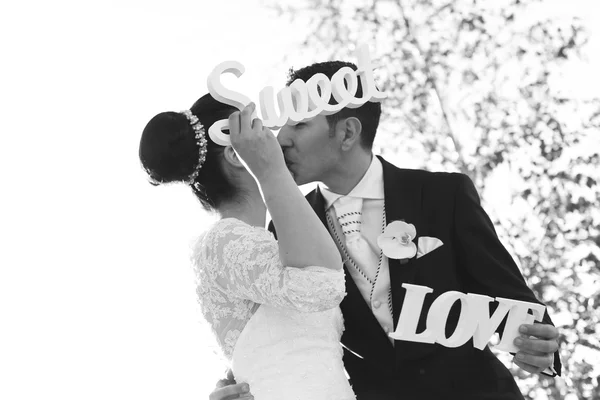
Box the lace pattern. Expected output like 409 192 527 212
191 218 346 359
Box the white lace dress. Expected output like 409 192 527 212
192 218 356 400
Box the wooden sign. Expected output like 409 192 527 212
389 284 546 352
206 44 386 145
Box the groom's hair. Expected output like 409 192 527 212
286 61 382 150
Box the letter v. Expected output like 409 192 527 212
468 293 511 350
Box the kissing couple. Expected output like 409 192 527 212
139 59 561 400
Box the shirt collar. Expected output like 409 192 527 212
319 155 385 209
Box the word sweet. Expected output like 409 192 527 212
389 284 546 352
206 44 387 145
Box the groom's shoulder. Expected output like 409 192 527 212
405 168 467 183
390 169 476 208
379 156 460 178
382 161 480 203
383 161 470 189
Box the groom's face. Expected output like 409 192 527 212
277 115 340 185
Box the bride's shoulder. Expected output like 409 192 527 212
210 218 270 238
196 218 247 240
191 218 272 255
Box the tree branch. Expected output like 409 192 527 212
395 0 469 176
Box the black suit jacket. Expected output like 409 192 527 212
269 156 561 400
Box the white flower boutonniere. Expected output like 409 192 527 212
377 221 444 263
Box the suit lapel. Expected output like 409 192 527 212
379 157 441 362
379 157 424 329
306 187 328 227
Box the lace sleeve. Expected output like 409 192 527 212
203 219 346 312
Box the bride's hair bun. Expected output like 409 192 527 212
139 111 199 185
139 94 239 211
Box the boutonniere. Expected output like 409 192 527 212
376 221 443 263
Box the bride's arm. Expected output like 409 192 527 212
259 169 342 271
202 220 345 312
229 104 342 271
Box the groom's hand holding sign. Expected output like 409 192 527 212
513 323 560 374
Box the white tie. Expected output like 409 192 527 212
332 196 379 282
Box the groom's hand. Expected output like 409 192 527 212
209 382 253 400
512 323 559 375
209 369 253 400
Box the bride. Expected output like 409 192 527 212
139 95 356 400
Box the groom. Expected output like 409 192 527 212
211 61 561 400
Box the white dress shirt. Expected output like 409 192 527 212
320 156 395 343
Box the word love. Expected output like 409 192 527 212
390 284 546 353
206 44 387 145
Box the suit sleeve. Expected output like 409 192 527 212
452 173 561 376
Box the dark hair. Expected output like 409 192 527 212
139 94 239 211
286 61 382 149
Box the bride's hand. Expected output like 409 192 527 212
228 102 286 182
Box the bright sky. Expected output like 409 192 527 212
0 1 598 399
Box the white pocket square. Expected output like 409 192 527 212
416 236 444 258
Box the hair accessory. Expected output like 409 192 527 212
180 109 208 185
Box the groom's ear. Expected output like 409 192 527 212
338 117 363 151
223 146 245 169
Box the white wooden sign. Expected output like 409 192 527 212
389 284 546 352
206 44 387 145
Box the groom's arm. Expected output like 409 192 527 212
451 173 561 377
